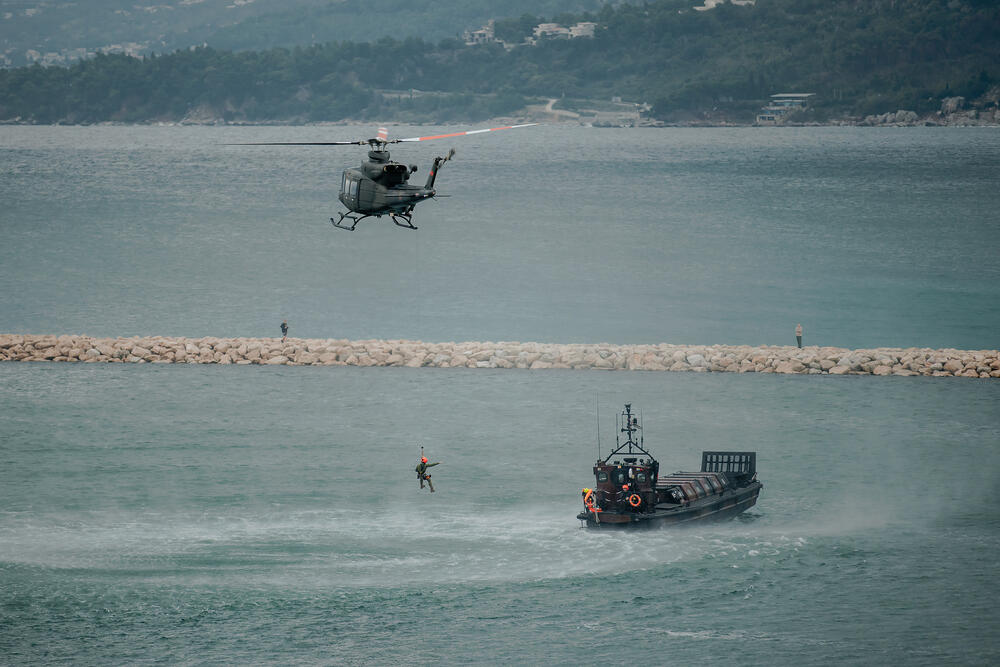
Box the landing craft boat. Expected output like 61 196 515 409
577 404 762 528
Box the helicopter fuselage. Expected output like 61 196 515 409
338 150 436 217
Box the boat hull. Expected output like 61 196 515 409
577 481 762 528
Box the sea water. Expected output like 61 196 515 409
1 125 998 348
1 126 999 665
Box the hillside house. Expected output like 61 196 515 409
464 20 497 46
756 93 815 124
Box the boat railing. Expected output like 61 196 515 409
701 451 756 475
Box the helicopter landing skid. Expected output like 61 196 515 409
330 211 418 231
390 213 418 230
331 212 364 231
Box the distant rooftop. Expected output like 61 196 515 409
695 0 756 11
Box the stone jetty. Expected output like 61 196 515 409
1 334 998 378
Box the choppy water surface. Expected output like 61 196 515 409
1 126 999 664
2 365 999 665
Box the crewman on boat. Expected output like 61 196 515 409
415 456 440 492
616 483 630 504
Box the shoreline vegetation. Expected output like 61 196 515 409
3 334 998 378
1 113 995 129
2 91 995 128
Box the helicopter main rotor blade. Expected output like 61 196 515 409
223 141 368 146
394 123 538 143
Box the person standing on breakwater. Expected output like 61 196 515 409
281 320 288 343
796 323 803 348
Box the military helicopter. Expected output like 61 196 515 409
230 123 536 231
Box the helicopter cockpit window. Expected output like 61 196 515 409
341 173 359 199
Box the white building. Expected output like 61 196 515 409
464 20 497 46
533 23 571 40
695 0 756 11
756 93 815 124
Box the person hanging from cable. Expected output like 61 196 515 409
415 453 441 492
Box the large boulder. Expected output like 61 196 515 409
775 360 806 374
943 359 964 373
941 96 965 114
686 353 707 368
295 352 320 365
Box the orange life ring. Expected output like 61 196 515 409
628 493 642 508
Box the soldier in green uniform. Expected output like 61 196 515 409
415 456 440 492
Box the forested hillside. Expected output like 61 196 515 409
0 0 324 67
1 0 997 124
0 0 603 67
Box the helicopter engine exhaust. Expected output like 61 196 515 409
379 162 410 186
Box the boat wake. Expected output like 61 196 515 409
0 505 803 589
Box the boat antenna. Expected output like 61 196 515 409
596 392 601 461
603 403 655 462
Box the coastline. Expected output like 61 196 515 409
3 334 997 378
3 98 997 129
2 116 997 128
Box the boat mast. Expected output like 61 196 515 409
621 403 638 453
602 403 654 463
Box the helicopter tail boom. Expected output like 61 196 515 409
425 148 455 189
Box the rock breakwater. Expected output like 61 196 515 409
2 334 998 378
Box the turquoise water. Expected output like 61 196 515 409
1 126 999 664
